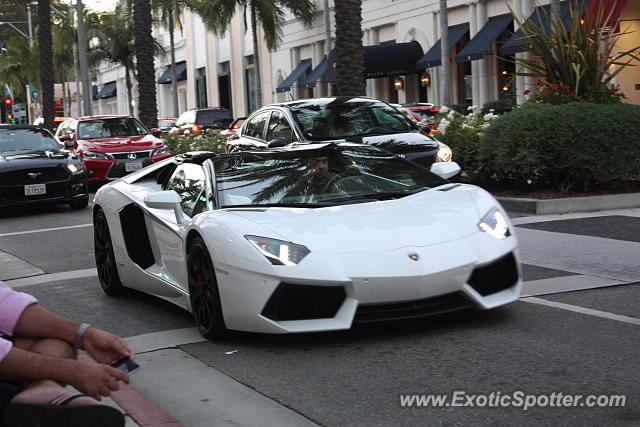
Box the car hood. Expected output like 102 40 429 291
226 186 482 253
77 134 162 152
348 132 439 154
0 150 73 171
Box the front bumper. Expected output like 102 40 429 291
84 152 172 183
0 177 88 208
214 231 522 334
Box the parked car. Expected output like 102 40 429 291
0 125 89 209
93 144 520 339
171 108 234 135
55 115 171 184
219 117 246 137
401 103 440 128
33 117 68 133
157 117 177 134
225 97 452 168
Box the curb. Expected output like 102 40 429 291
111 383 184 427
497 192 640 215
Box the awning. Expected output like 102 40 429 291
302 52 337 88
157 61 187 84
363 41 424 78
455 14 513 62
95 82 117 100
276 59 312 93
417 23 470 69
500 3 571 56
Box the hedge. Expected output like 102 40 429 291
476 102 640 191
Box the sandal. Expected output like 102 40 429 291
5 392 125 427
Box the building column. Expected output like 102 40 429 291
312 41 325 97
514 0 526 104
365 29 374 98
229 13 246 117
522 0 535 100
431 11 441 105
476 1 490 107
469 2 480 107
184 10 197 110
369 28 380 99
291 47 301 100
205 29 219 108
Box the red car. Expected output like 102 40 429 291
55 115 171 184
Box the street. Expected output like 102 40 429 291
1 199 639 427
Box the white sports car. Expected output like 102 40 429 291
93 143 522 339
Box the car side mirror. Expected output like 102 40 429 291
151 128 162 137
418 124 431 134
430 161 461 179
267 138 289 148
59 134 71 142
144 190 185 224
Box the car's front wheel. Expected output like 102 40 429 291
188 236 227 339
94 208 125 296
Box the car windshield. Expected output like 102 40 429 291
157 118 176 128
289 98 416 141
0 128 60 153
77 118 149 139
410 110 437 121
214 145 447 207
197 110 232 124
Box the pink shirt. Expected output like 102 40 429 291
0 281 38 362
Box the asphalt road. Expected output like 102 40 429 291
1 199 638 426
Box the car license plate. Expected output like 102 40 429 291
125 161 143 172
24 184 46 196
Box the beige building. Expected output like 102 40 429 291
88 0 639 120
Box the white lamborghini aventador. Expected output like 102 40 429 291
93 142 522 339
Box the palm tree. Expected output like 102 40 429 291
52 8 77 116
0 37 40 100
90 3 164 116
439 0 450 106
38 0 54 129
152 0 184 117
134 0 158 128
190 0 315 110
334 0 364 96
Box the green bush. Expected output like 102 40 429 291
477 102 640 191
481 99 515 115
163 130 227 155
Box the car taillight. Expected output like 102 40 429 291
192 125 200 133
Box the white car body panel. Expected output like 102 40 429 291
94 157 522 335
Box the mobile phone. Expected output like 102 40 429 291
111 357 140 375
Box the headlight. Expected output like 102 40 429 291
81 150 110 160
245 235 310 266
436 143 452 162
478 207 510 239
154 145 168 156
67 163 85 174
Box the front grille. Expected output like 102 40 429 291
467 252 519 296
107 159 152 179
0 167 69 185
0 180 70 204
261 283 346 321
354 292 474 324
110 150 151 160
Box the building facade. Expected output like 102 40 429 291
87 0 639 121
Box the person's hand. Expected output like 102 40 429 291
83 327 133 365
67 360 129 400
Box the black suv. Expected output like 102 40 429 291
171 108 233 135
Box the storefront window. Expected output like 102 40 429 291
196 67 207 109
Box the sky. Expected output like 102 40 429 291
61 0 118 13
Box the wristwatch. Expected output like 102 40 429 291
75 323 92 350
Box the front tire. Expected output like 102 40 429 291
94 208 125 296
188 236 227 339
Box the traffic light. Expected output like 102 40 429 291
1 98 13 124
3 98 11 108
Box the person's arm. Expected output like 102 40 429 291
0 345 128 400
13 304 133 365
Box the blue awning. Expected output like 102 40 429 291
95 82 117 100
456 14 513 62
158 61 187 84
276 59 312 93
302 53 334 89
417 23 470 69
500 3 571 55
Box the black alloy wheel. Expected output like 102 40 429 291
94 208 125 295
188 236 227 339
